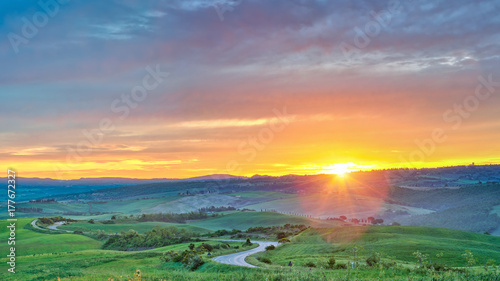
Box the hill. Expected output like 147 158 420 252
252 225 500 268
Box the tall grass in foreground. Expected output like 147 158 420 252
71 265 500 281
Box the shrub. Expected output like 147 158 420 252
172 254 183 262
381 261 396 269
366 255 378 267
88 219 95 224
334 263 347 269
186 255 204 271
160 251 174 262
242 238 253 247
265 245 276 251
257 257 272 264
326 257 336 269
73 230 83 234
305 261 316 268
426 262 448 272
278 238 291 243
276 232 287 239
161 250 204 271
198 243 213 252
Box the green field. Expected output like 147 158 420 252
2 215 500 280
0 218 101 257
59 221 211 234
189 211 338 230
243 192 434 219
251 226 500 268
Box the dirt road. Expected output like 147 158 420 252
212 240 278 268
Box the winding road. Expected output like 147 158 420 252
47 221 73 233
211 240 279 268
31 219 43 230
30 219 73 233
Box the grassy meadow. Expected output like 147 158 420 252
1 213 500 280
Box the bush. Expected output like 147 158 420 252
366 255 378 267
186 254 204 271
326 257 336 269
334 263 347 269
88 219 95 224
172 254 183 262
161 250 205 271
160 251 174 262
257 257 272 264
426 262 448 272
242 238 253 247
381 261 396 269
305 261 316 268
278 238 291 243
265 245 276 251
198 243 214 252
276 232 287 239
73 230 83 234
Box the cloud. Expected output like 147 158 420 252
1 0 500 178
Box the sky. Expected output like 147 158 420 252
1 0 500 179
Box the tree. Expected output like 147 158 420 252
276 232 287 239
111 215 117 220
351 246 361 267
339 216 347 221
88 219 95 224
462 250 477 269
189 243 195 250
413 251 428 267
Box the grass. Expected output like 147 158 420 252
0 218 101 257
243 192 433 219
59 221 212 234
12 197 182 217
2 218 500 280
189 211 338 231
251 226 500 268
0 225 257 281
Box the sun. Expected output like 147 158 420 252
330 166 350 176
321 162 376 176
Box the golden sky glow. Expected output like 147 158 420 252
2 1 500 179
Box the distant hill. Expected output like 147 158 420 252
184 174 245 181
10 165 500 234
